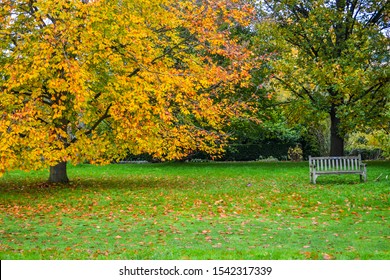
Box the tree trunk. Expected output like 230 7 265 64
48 161 69 183
329 104 344 156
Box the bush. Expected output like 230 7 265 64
346 131 389 160
223 141 294 161
288 145 303 161
346 148 384 160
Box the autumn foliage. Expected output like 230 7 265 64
0 0 255 181
260 0 389 156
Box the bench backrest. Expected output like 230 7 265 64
309 155 362 172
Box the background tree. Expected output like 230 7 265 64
257 0 389 155
0 0 255 183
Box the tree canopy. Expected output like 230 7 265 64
0 0 255 182
257 0 390 155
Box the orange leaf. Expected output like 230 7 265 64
323 253 333 260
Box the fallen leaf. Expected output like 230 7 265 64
214 199 224 205
323 253 333 260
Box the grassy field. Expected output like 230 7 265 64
0 161 389 260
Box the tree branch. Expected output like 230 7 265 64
349 78 390 103
85 104 112 137
128 67 141 78
365 5 386 27
36 117 50 125
273 76 317 104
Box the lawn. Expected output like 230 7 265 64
0 161 389 260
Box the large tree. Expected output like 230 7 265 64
0 0 255 182
258 0 389 155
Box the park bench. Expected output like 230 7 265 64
309 155 367 184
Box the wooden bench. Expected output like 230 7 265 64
309 155 367 184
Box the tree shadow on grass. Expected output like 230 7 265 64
0 174 203 199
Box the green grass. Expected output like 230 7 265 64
0 161 389 260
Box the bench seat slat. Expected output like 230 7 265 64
315 170 363 175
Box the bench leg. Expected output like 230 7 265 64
364 167 367 182
360 166 367 182
361 173 367 182
359 174 367 182
310 172 317 184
